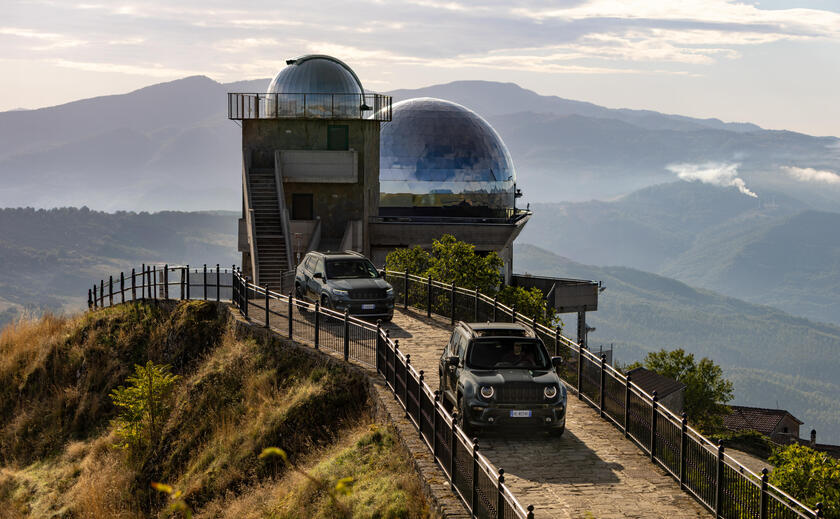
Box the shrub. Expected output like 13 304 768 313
110 360 180 456
769 444 840 518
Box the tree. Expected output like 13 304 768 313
629 348 733 431
110 360 180 455
769 444 840 518
385 234 560 327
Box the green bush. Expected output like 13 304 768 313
385 234 559 327
769 444 840 518
110 360 180 456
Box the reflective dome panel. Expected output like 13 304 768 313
379 98 517 218
266 55 364 118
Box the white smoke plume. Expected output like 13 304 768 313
783 166 840 185
667 162 758 198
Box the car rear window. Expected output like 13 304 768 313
467 338 549 370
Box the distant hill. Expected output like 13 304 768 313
514 243 840 444
0 207 239 327
520 181 840 326
1 77 838 211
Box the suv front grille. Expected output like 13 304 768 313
349 288 386 300
495 383 544 404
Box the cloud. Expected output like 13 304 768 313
51 59 202 78
783 166 840 185
668 162 758 198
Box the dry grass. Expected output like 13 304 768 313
0 312 75 383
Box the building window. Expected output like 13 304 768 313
327 125 349 150
292 193 314 220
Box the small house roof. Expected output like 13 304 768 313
724 405 803 436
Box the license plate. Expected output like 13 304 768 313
361 304 376 310
510 410 532 418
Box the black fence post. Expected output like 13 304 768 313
450 411 457 480
264 285 270 328
554 326 561 356
163 265 168 299
577 347 584 400
120 272 125 304
131 268 136 301
757 469 769 519
680 412 688 490
715 440 724 518
532 313 537 331
417 370 424 433
471 438 479 513
404 270 409 310
343 309 350 362
426 275 432 317
88 288 93 309
392 339 399 396
141 263 145 299
203 264 207 301
216 264 220 302
816 503 824 518
527 504 535 519
474 287 479 321
651 391 659 461
404 355 411 416
100 279 104 307
512 303 517 324
450 282 455 325
232 270 238 309
152 266 157 300
433 391 439 456
314 302 320 349
231 265 236 303
186 265 191 300
624 374 632 437
497 469 506 517
92 285 97 309
492 295 498 322
599 353 606 417
109 275 113 306
243 276 249 319
375 320 382 372
288 292 294 339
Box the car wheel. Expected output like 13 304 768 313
382 314 393 323
457 396 474 438
549 425 565 438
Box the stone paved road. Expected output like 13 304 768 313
384 307 712 519
245 298 711 518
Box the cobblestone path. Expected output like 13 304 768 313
385 307 711 519
246 298 711 518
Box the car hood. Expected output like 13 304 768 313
468 369 560 385
328 278 391 291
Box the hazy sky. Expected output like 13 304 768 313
3 0 840 136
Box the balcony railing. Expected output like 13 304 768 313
228 92 392 121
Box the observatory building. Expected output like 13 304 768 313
227 55 529 287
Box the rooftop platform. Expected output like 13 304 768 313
227 92 392 121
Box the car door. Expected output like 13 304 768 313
310 258 326 301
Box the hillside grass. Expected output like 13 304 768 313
0 301 428 518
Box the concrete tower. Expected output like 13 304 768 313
227 55 392 286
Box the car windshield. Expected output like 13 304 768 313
325 259 379 280
467 338 549 370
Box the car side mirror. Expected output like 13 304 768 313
313 272 323 279
551 356 564 368
447 356 460 367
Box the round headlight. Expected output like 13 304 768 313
544 385 558 399
480 386 495 399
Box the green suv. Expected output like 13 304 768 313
439 321 567 436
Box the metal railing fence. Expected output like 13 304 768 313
381 270 824 519
87 265 533 518
227 92 392 121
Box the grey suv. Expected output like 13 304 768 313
294 251 395 321
439 321 567 436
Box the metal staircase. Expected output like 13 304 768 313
245 166 293 288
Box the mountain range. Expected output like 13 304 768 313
1 77 838 211
514 243 840 444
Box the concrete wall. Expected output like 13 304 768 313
242 118 380 254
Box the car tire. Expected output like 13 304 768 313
457 395 474 438
549 425 565 438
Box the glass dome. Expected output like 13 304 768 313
379 98 517 218
266 55 364 118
